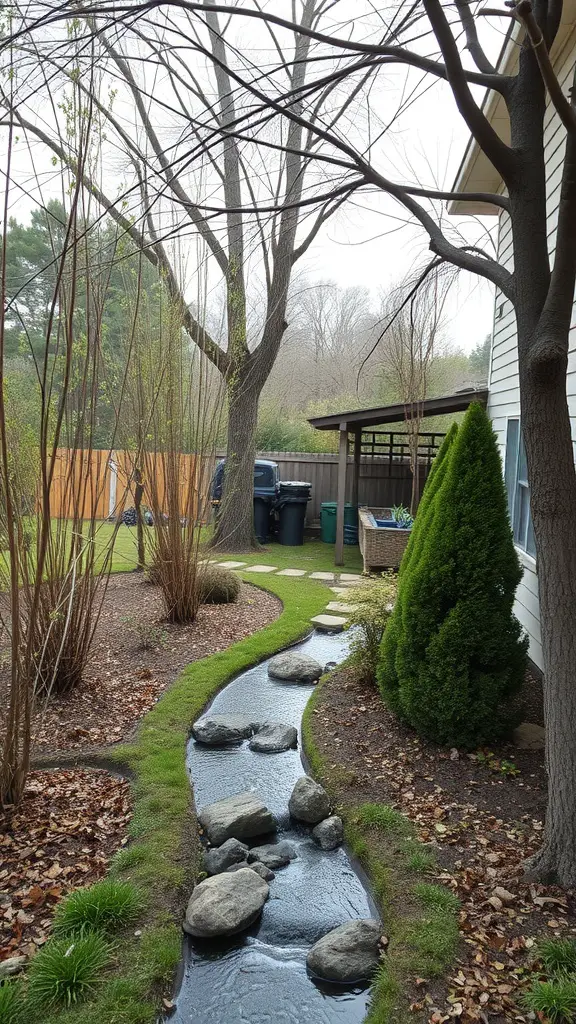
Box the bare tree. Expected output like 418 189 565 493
1 0 366 550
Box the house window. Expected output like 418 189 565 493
504 418 536 557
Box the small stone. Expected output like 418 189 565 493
307 919 382 982
192 714 259 745
249 861 276 882
199 791 276 846
249 723 298 753
324 661 337 673
493 886 516 904
268 652 323 683
204 837 249 875
289 776 331 825
183 868 269 938
247 841 296 869
513 722 545 749
310 614 347 633
0 956 27 979
312 816 344 851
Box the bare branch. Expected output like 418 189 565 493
513 0 576 135
455 0 496 74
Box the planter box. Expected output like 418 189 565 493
358 507 411 572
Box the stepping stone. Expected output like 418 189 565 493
249 723 298 753
192 714 259 745
339 573 363 582
326 601 358 614
329 586 349 596
244 564 277 573
309 572 335 580
217 560 247 569
275 568 306 576
310 614 348 633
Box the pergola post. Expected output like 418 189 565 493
352 427 362 509
335 421 348 566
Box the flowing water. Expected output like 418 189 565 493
171 630 376 1024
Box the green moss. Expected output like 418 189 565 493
302 675 460 1024
36 573 329 1024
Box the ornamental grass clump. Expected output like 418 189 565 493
0 979 25 1024
196 565 241 604
380 403 527 749
53 879 144 937
26 932 112 1010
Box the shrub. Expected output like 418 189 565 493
125 617 168 651
0 979 25 1024
537 938 576 977
523 978 576 1023
388 404 527 749
53 879 144 937
27 932 111 1009
345 572 397 681
196 565 240 604
379 424 458 712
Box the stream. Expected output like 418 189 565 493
171 630 377 1024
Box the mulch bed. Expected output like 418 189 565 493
0 576 281 962
22 575 281 752
0 769 131 960
311 666 575 1023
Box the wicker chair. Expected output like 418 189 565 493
358 507 411 572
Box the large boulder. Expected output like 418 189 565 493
312 816 344 851
192 714 259 745
249 723 298 753
247 841 296 869
289 776 331 825
198 791 276 846
306 919 382 982
204 837 249 876
183 868 269 938
268 652 323 683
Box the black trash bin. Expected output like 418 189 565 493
253 496 271 543
277 481 311 546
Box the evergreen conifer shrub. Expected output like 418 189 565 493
378 423 458 711
390 403 527 748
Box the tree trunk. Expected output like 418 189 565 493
520 345 576 885
211 368 261 552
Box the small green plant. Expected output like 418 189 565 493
475 750 520 776
404 843 436 873
196 565 240 604
537 938 576 977
391 504 414 529
413 882 460 914
356 803 412 836
345 572 397 682
125 617 168 651
0 979 25 1024
53 879 143 937
523 978 576 1023
27 932 112 1009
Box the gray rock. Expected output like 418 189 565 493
192 714 259 745
324 661 338 673
268 652 323 683
513 721 545 750
183 868 269 938
312 816 344 851
198 791 276 846
289 776 331 825
247 841 296 869
0 956 27 979
249 723 298 753
204 837 249 875
225 860 275 881
307 919 382 982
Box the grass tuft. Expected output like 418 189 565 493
27 933 112 1010
402 841 436 873
356 803 413 836
413 882 460 915
0 979 26 1024
537 938 576 977
523 978 576 1023
53 881 144 937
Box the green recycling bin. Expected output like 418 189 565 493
320 502 357 544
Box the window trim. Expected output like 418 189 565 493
504 414 537 564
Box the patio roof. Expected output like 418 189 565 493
307 388 488 432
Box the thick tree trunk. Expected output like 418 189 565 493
211 369 261 552
520 347 576 884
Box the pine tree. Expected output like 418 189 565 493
392 403 527 748
378 423 459 712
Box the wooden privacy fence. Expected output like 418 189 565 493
49 446 435 525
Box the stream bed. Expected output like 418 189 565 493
171 630 376 1024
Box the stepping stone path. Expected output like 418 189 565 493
310 614 347 633
275 568 306 576
217 560 247 569
326 601 358 614
309 571 335 580
243 564 277 573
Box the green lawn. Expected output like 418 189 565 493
93 521 364 574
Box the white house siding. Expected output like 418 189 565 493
487 31 576 671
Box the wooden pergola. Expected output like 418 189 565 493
308 388 488 565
